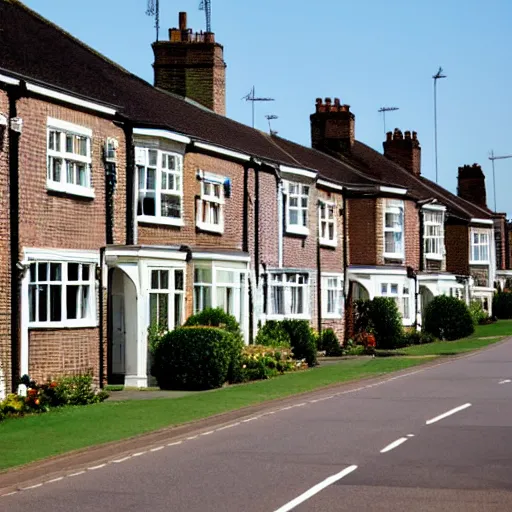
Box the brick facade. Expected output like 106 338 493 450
445 222 470 276
347 198 377 266
404 200 420 270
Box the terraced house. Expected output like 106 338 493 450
0 1 509 395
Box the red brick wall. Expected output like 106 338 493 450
347 198 377 266
445 223 469 275
0 89 11 392
257 171 279 268
137 152 245 251
318 188 344 273
404 200 420 270
28 328 99 384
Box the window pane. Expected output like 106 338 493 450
195 267 212 283
150 294 158 326
139 192 156 216
381 283 387 295
38 263 48 281
217 270 235 284
38 285 48 322
151 270 159 289
66 285 78 320
51 284 62 321
50 263 62 281
160 270 169 290
158 294 168 329
82 265 90 281
68 263 79 281
391 284 398 295
29 285 36 322
328 224 334 240
385 232 396 253
29 263 36 282
66 134 73 153
76 164 87 187
272 286 284 315
302 210 308 226
148 150 157 167
147 169 156 190
175 270 184 291
81 286 89 319
174 293 183 328
161 195 181 218
289 209 298 225
301 197 308 208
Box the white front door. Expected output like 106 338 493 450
112 294 126 374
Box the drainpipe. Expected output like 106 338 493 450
277 179 284 269
316 198 322 334
342 193 349 342
7 82 25 391
123 122 135 245
99 247 105 388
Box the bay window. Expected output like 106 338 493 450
47 118 93 197
470 229 490 263
322 275 343 318
380 282 411 322
384 199 404 258
29 261 96 327
319 200 336 246
424 210 444 258
269 273 309 317
285 182 309 235
149 268 184 331
136 148 183 225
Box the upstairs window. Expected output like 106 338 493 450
196 174 225 233
470 229 490 263
424 210 444 259
29 261 95 327
136 148 183 226
269 273 309 318
47 118 93 197
384 199 404 259
285 182 309 235
319 200 336 247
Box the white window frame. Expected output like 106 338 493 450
423 209 445 260
196 172 225 234
322 273 343 319
268 272 310 320
284 181 310 236
46 117 94 198
383 199 404 259
136 147 184 227
470 228 490 264
380 282 411 323
149 267 185 331
28 258 97 329
319 200 337 247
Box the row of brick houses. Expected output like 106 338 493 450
0 1 510 395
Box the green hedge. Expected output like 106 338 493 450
281 319 317 367
424 296 474 340
255 321 291 348
493 292 512 319
321 329 343 356
152 327 237 390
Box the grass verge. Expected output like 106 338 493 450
0 357 428 471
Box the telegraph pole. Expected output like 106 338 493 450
433 67 447 183
489 151 512 212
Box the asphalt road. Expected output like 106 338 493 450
3 340 512 511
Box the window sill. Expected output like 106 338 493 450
469 261 490 265
383 253 404 260
285 225 310 237
322 313 343 320
29 320 98 330
266 313 311 321
320 239 337 248
196 221 224 234
138 215 184 227
425 254 443 261
47 181 95 199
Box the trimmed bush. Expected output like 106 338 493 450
469 300 489 325
255 321 291 348
424 296 474 340
237 345 296 382
152 327 236 390
321 329 344 357
369 297 403 350
281 320 317 367
493 292 512 319
184 308 244 384
402 329 435 346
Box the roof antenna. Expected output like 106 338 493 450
265 114 278 135
199 0 212 32
242 86 275 129
146 0 160 42
378 106 399 136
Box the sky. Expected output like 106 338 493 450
22 0 512 216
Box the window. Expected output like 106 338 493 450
269 273 309 317
47 118 93 197
149 268 184 331
29 261 95 327
424 210 444 258
285 182 309 235
384 199 404 258
193 265 245 324
471 229 490 263
136 148 183 225
380 282 410 321
319 200 336 246
322 275 343 318
197 175 225 233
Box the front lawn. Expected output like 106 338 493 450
0 357 427 471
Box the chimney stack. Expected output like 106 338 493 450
310 97 355 155
383 128 421 176
152 12 226 115
457 164 487 209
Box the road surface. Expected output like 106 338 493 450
3 340 512 511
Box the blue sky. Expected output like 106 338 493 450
23 0 512 215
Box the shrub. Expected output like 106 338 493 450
281 319 317 367
184 308 244 384
493 291 512 319
354 300 372 335
152 327 238 390
469 300 489 326
424 296 474 340
236 345 296 382
369 297 403 350
402 330 435 346
321 329 343 357
54 373 108 405
255 321 291 348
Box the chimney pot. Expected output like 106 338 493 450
383 128 421 176
457 164 487 209
386 131 392 142
179 12 187 31
404 130 411 140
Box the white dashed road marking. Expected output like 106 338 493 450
380 437 409 453
426 403 472 425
